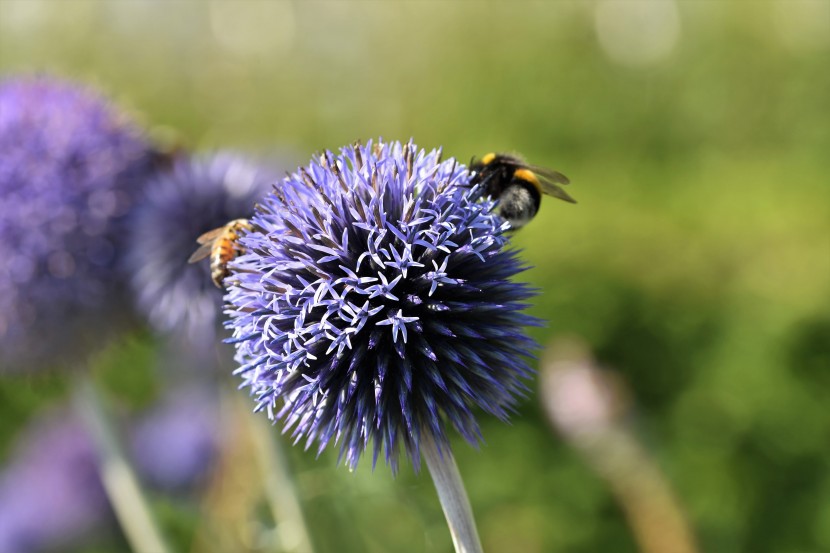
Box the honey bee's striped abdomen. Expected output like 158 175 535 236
210 241 236 287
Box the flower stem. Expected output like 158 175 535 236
540 337 700 553
421 433 484 553
582 430 700 553
73 376 170 553
246 400 316 553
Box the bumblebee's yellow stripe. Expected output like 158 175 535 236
513 168 542 195
481 152 496 165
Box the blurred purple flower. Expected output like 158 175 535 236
0 411 109 553
0 389 222 552
127 152 277 351
129 387 221 491
225 139 539 472
0 75 161 373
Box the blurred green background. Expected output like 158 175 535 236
1 1 829 552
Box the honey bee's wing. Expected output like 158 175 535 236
187 226 225 264
528 165 576 204
194 226 226 245
188 243 214 264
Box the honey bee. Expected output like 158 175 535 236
469 152 575 229
188 218 252 288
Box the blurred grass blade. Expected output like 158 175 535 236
73 376 170 553
541 337 700 553
248 408 316 553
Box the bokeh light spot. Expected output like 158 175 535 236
594 0 681 67
209 0 295 59
772 0 830 53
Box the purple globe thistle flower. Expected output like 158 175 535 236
127 152 276 351
225 139 540 472
0 410 109 553
0 75 161 373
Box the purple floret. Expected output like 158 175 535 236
225 139 540 472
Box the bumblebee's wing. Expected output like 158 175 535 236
523 164 574 203
538 178 577 203
531 170 576 203
526 164 570 185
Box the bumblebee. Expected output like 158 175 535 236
188 218 252 288
469 153 575 229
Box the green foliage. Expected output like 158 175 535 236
0 372 67 461
93 331 160 411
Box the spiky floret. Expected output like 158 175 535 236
225 139 539 472
0 75 159 372
127 152 276 349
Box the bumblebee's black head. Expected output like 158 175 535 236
470 153 543 230
470 153 522 188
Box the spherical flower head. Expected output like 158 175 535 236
127 152 277 351
225 139 540 472
0 75 160 373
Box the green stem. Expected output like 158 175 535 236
247 405 316 553
421 433 484 553
73 377 170 553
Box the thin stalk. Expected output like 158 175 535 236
73 376 170 553
421 433 484 553
190 391 261 553
588 430 701 553
540 337 700 553
246 400 316 553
